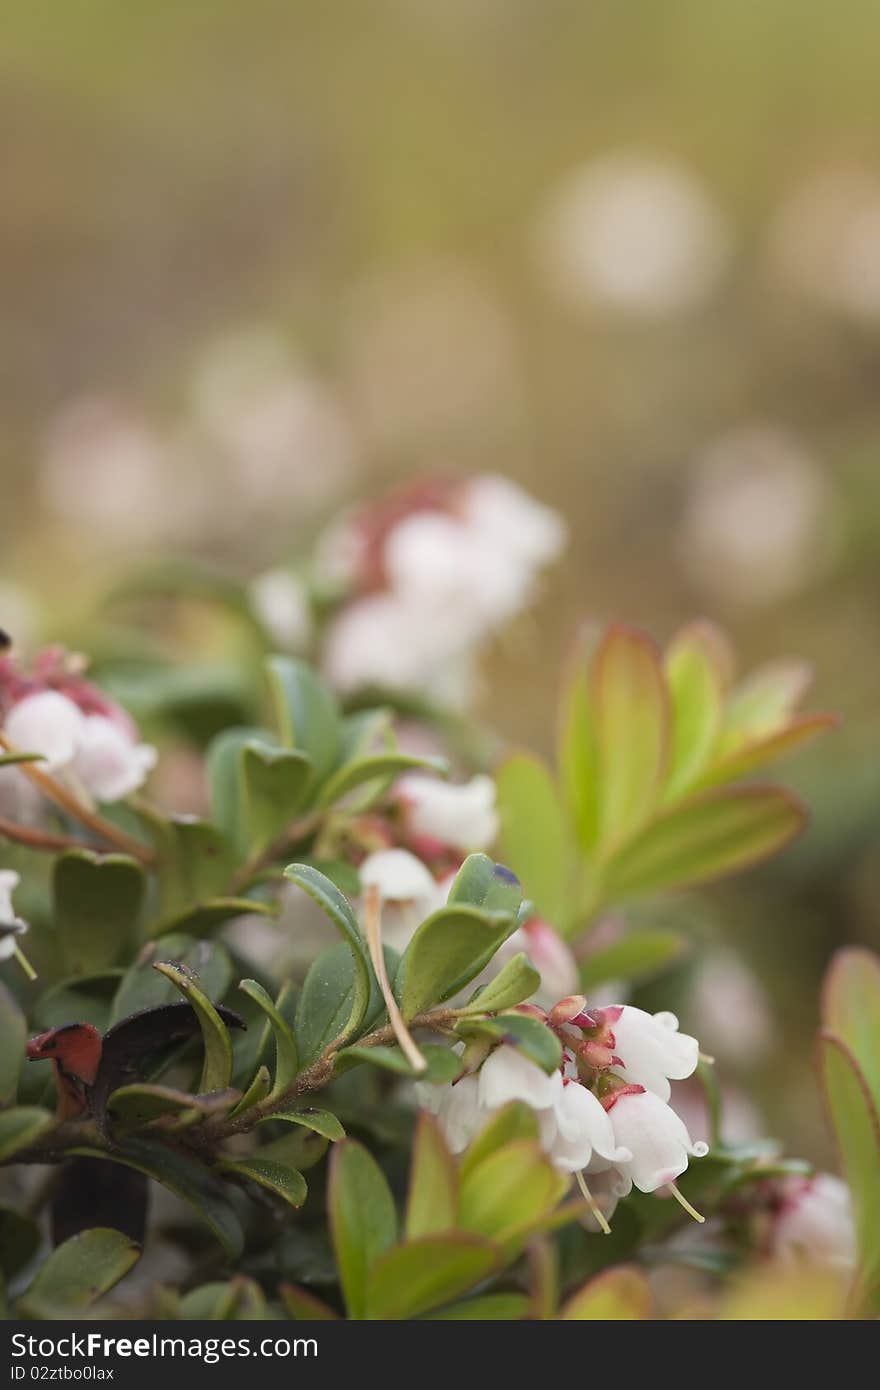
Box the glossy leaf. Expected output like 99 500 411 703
456 1013 562 1074
396 904 517 1021
53 850 145 973
561 1265 654 1319
239 978 298 1100
152 962 234 1092
0 1107 54 1161
406 1112 459 1238
334 1043 461 1083
365 1235 498 1320
18 1228 140 1318
446 853 523 917
105 1083 236 1137
284 864 371 1054
111 935 233 1024
459 952 541 1015
458 1138 568 1248
599 786 806 904
264 1107 345 1141
220 1157 307 1210
294 942 371 1067
71 1139 244 1258
496 754 571 925
328 1139 397 1320
593 625 669 850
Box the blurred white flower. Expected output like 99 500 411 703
40 396 172 545
461 474 566 568
397 772 498 853
770 1174 856 1270
679 425 832 605
605 1088 708 1193
358 847 446 952
385 511 530 629
191 327 359 513
0 869 28 962
610 1007 700 1103
249 568 313 652
534 153 730 316
4 688 156 804
690 948 776 1066
322 592 476 702
768 168 880 322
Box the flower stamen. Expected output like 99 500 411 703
576 1169 612 1235
667 1182 705 1224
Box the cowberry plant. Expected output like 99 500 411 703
0 601 876 1320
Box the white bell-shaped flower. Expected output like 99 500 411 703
547 1080 632 1174
72 715 158 803
398 772 498 852
477 1043 561 1112
771 1174 856 1269
606 1088 708 1193
611 1006 700 1102
5 690 84 769
0 869 28 961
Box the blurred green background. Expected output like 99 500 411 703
3 0 880 1163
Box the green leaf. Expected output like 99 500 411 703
396 904 517 1022
267 655 340 783
578 930 686 991
496 755 572 925
285 864 372 1056
138 814 235 923
0 1204 41 1280
427 1293 529 1320
228 1064 271 1117
34 972 122 1034
280 1283 339 1320
328 1140 398 1319
111 935 233 1023
105 1083 236 1137
241 741 314 853
365 1235 499 1320
239 979 298 1100
459 1101 539 1180
18 1229 140 1318
455 1013 562 1074
0 1107 54 1161
722 659 812 743
53 850 145 973
446 852 523 917
406 1112 458 1239
0 980 25 1104
258 1128 329 1173
663 622 725 801
697 715 836 791
294 942 370 1067
220 1157 307 1210
819 1033 880 1316
71 1140 244 1259
458 1138 568 1248
459 952 541 1015
317 753 448 809
178 1278 267 1320
556 625 601 851
593 625 670 851
151 895 278 938
598 786 806 905
822 948 880 1118
561 1266 653 1319
152 962 234 1092
263 1107 345 1141
335 1043 461 1083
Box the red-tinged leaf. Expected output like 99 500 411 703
598 786 806 905
663 622 726 801
364 1234 500 1320
721 659 814 745
406 1112 459 1239
822 948 880 1119
280 1284 339 1320
561 1265 654 1319
328 1140 397 1320
818 1033 880 1317
593 625 670 851
697 714 837 791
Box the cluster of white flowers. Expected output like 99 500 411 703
418 998 708 1225
0 870 28 963
768 1173 856 1270
0 648 157 806
320 475 566 699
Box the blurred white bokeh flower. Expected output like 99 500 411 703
534 152 730 316
679 424 832 605
249 568 313 652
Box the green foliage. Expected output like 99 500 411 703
17 1228 141 1318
